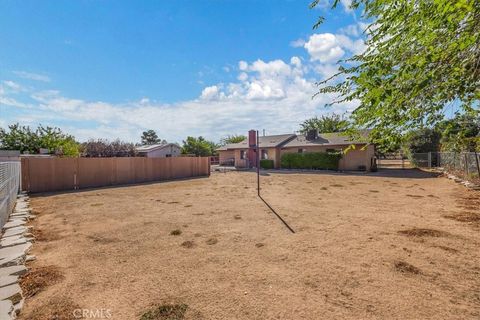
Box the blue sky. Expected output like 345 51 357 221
0 0 366 143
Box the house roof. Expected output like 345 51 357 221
136 143 180 153
217 134 296 151
217 131 370 151
283 131 370 148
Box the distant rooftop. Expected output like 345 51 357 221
218 131 370 150
136 143 179 152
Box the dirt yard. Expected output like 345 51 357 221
20 169 480 319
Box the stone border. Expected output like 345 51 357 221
0 193 35 319
438 170 480 190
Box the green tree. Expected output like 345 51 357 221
439 113 480 152
141 129 164 145
312 0 480 149
181 136 218 156
0 124 80 156
403 128 442 156
220 134 246 145
299 114 349 134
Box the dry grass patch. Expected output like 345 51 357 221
394 261 421 275
20 296 80 320
20 265 64 298
398 228 450 238
181 241 195 248
140 304 188 320
170 229 182 236
206 238 218 245
31 228 62 242
444 212 480 223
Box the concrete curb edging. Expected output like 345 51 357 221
0 193 34 319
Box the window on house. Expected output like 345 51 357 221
261 150 268 159
298 148 306 154
240 150 246 159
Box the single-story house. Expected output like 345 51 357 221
217 130 375 171
136 143 181 158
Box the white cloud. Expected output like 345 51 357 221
200 85 223 100
2 28 367 142
238 61 248 71
290 38 305 48
304 33 345 63
13 71 51 82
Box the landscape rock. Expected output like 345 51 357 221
0 299 13 320
2 221 25 230
0 237 28 248
0 284 22 304
0 266 27 277
0 276 18 288
2 227 28 238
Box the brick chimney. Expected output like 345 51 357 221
248 130 257 168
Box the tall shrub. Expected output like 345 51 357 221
281 152 342 170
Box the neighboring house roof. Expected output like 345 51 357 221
217 134 296 151
136 143 180 153
283 131 369 148
217 131 370 151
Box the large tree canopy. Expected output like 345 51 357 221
220 134 247 145
181 136 218 156
0 124 80 156
140 129 165 145
299 114 349 134
312 0 480 148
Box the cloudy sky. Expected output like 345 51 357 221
0 0 366 143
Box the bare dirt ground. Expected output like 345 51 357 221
20 169 480 319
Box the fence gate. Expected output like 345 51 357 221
376 153 412 169
0 161 21 228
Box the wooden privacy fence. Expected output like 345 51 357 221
21 157 210 193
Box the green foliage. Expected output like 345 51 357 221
141 129 164 145
281 152 342 170
403 128 442 156
312 0 480 149
438 112 480 152
260 159 274 169
0 123 80 156
220 134 246 145
181 136 218 156
299 114 349 134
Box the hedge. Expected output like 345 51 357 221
280 152 342 170
260 159 274 169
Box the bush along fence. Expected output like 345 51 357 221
280 152 342 170
21 156 210 193
411 152 480 190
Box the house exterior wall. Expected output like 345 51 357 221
234 149 248 168
219 144 375 171
144 145 181 158
218 150 235 165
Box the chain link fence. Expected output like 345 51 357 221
0 161 21 228
411 152 480 183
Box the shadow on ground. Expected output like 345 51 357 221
256 168 439 179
